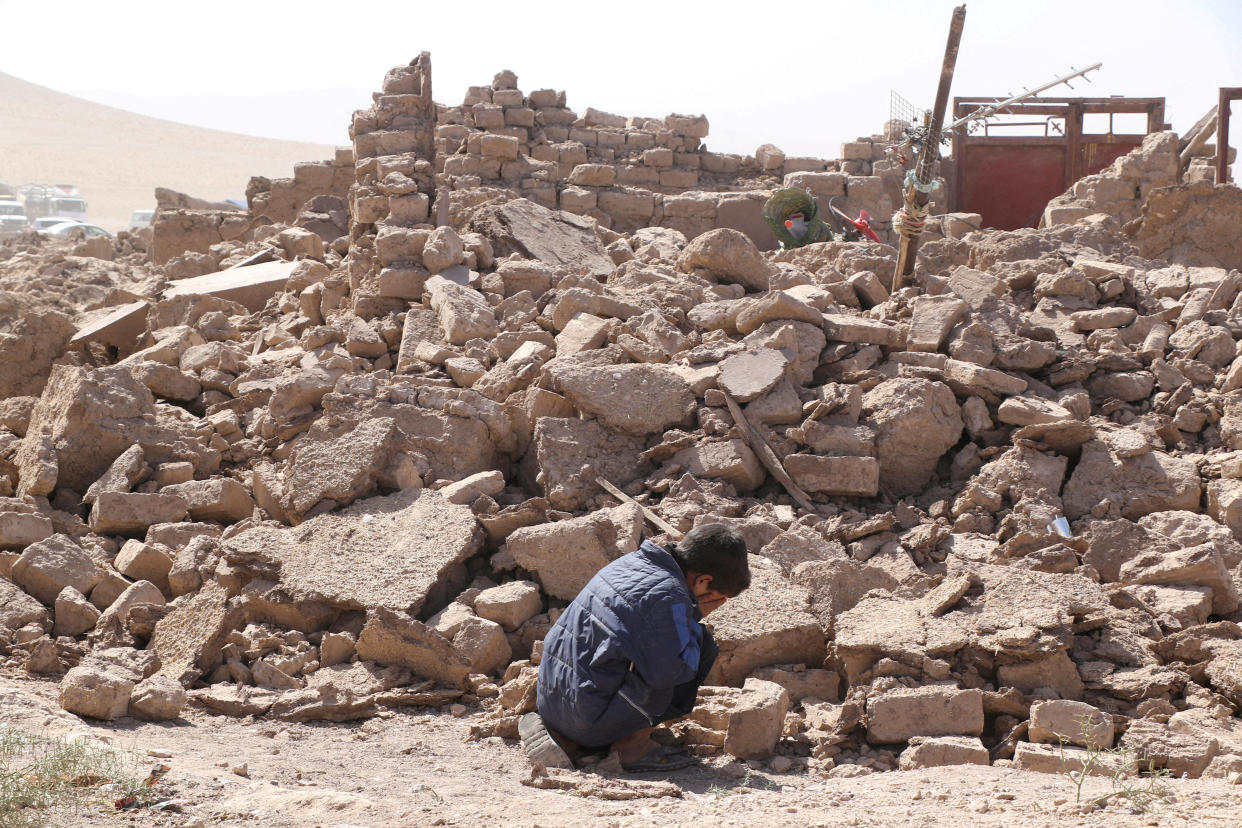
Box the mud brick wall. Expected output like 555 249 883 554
432 70 919 246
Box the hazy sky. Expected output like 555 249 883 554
3 0 1240 159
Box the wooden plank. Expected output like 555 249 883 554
596 477 682 539
721 390 817 514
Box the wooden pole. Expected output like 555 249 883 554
1217 89 1233 186
892 4 967 291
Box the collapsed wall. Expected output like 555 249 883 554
2 54 1242 783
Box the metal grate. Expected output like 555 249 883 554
887 90 924 140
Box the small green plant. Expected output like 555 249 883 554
1056 716 1173 814
0 724 155 827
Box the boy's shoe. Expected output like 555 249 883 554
620 744 699 773
519 712 574 770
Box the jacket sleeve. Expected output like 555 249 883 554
626 597 703 690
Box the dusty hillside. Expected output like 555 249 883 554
0 71 340 232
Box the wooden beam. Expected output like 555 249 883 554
721 391 817 514
596 477 682 540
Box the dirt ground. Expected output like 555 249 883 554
2 669 1239 828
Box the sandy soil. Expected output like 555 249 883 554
2 669 1239 828
0 72 339 234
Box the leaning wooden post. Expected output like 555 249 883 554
892 4 967 291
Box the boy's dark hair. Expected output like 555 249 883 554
668 523 751 597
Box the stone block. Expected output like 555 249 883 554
898 736 990 769
1120 719 1219 778
1013 741 1132 776
907 295 969 352
997 651 1085 700
159 478 254 523
674 439 766 492
1029 699 1113 749
450 615 512 675
53 586 100 637
821 313 904 347
0 511 55 550
568 164 617 187
439 470 505 505
784 454 879 497
718 348 789 403
550 363 695 435
689 679 789 759
224 489 481 618
129 675 187 721
113 540 173 594
750 665 839 703
59 665 134 720
555 312 611 357
431 283 498 345
506 503 643 601
11 536 103 606
996 396 1073 426
473 581 542 632
89 491 188 537
866 686 984 743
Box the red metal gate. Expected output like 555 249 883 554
949 97 1166 230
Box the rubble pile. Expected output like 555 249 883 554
2 54 1242 783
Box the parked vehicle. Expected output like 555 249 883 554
0 200 28 237
129 209 155 229
30 216 76 233
43 221 111 238
19 184 88 223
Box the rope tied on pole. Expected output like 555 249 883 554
893 201 931 239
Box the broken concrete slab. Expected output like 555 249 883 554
354 607 471 688
68 300 150 354
223 489 481 619
704 555 826 686
551 363 695 435
150 582 247 685
469 198 614 278
164 260 298 313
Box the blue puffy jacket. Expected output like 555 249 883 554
536 540 707 749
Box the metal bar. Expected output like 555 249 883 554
894 4 967 289
948 63 1102 131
